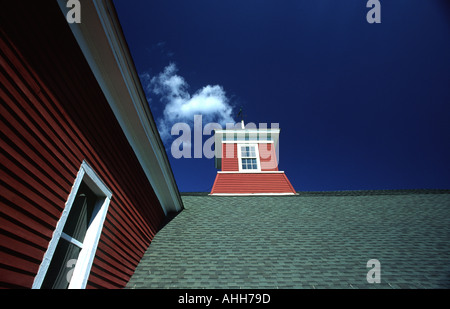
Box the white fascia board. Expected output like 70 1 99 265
57 0 182 214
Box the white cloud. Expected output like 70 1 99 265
146 63 235 142
151 63 188 98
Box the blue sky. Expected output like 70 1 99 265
113 0 450 192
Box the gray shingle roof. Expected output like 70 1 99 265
126 190 450 289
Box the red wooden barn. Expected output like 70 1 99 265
211 121 296 195
0 1 183 288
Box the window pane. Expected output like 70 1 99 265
241 146 258 158
41 239 81 289
253 164 257 169
63 182 97 243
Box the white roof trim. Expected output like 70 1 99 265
57 0 182 214
218 171 285 174
210 193 297 196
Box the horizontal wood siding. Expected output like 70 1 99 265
222 143 278 172
259 144 278 171
222 143 238 171
0 2 166 289
211 173 296 194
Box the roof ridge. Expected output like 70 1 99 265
296 189 450 196
180 189 450 197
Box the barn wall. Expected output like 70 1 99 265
0 2 166 289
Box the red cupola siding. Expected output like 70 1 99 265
210 122 296 195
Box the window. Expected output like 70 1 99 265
241 145 256 158
242 158 257 170
239 145 260 172
33 161 112 289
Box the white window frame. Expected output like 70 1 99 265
32 161 112 289
237 144 261 172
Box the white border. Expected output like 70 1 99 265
32 161 112 289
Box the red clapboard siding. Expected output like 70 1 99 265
222 143 279 171
0 2 166 289
211 173 296 194
222 143 239 171
259 143 279 171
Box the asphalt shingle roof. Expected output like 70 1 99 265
126 190 450 289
